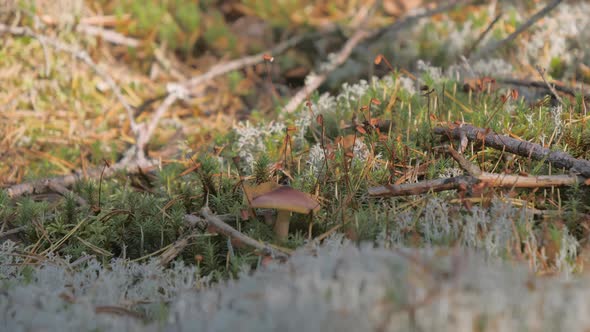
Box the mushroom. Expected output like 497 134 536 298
246 182 320 240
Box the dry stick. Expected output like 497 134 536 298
369 0 475 42
46 182 89 207
76 24 140 48
185 34 306 91
282 29 370 114
471 0 563 60
160 213 246 266
282 3 375 114
0 226 26 238
370 176 476 197
5 159 156 199
464 12 502 58
441 145 481 176
433 124 590 177
498 78 590 99
38 13 140 47
159 230 200 266
94 305 145 321
200 208 290 260
160 214 212 266
0 23 139 135
284 0 472 114
132 92 181 162
130 34 309 161
369 172 584 197
535 65 566 107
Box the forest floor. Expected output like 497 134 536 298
2 0 590 331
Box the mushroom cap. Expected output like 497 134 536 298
248 183 320 215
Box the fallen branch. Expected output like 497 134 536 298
369 0 476 42
535 65 566 106
433 124 590 177
282 4 375 114
76 24 140 47
160 208 296 266
131 33 310 160
369 172 584 197
46 182 89 207
185 34 307 91
282 29 370 114
133 91 184 162
471 0 563 60
200 207 290 260
498 78 589 99
284 0 472 114
159 229 202 266
39 14 138 47
464 12 503 58
441 145 481 176
5 159 156 199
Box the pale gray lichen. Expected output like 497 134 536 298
165 241 590 332
0 201 586 332
233 120 285 169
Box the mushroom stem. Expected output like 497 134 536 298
274 210 291 240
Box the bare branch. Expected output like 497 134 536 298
130 34 309 161
283 0 474 114
5 159 156 199
369 0 477 41
76 24 140 47
369 172 584 197
185 34 306 91
434 124 590 177
441 145 482 176
282 3 376 114
134 91 182 161
282 29 370 114
46 182 89 207
464 12 502 58
498 78 589 99
472 0 563 60
535 65 566 107
200 207 290 260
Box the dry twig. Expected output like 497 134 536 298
464 12 503 58
5 159 156 199
282 4 375 114
441 145 481 176
184 34 306 91
471 0 563 60
133 91 184 162
129 34 309 161
535 65 566 107
498 78 589 99
368 172 584 197
369 123 590 197
282 29 371 114
434 124 590 177
159 229 202 266
284 0 474 114
76 24 140 47
369 0 476 41
200 207 290 260
46 182 89 207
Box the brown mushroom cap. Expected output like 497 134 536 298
248 184 320 214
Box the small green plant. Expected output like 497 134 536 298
253 154 272 184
